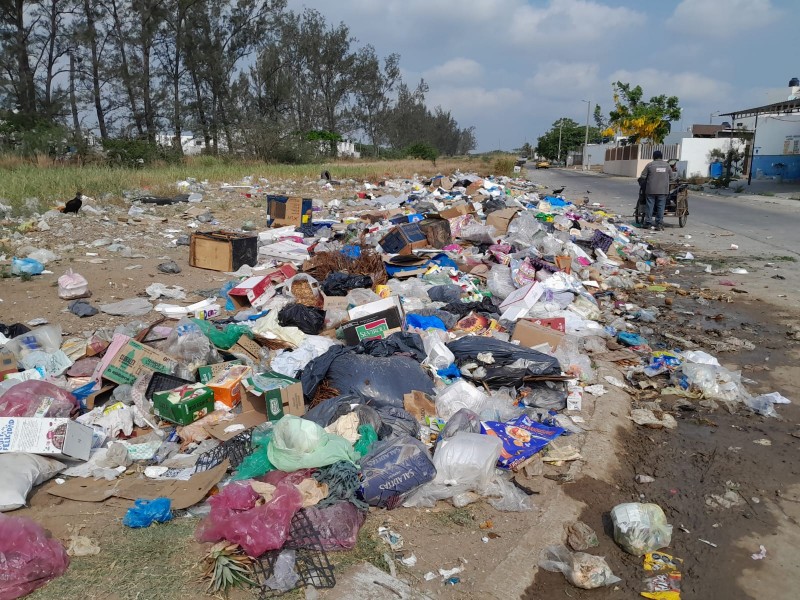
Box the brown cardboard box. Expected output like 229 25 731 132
266 196 313 227
418 217 452 248
439 203 476 219
465 180 484 196
101 335 178 385
512 319 566 352
486 208 520 234
189 231 258 272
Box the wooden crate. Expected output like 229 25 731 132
189 231 258 272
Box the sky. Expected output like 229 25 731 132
286 0 797 152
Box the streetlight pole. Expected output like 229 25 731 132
557 119 563 165
582 100 591 171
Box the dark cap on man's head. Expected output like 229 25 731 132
653 150 663 159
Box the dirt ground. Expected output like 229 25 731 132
525 254 800 600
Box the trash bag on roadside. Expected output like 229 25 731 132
611 503 672 556
448 336 561 388
539 544 620 589
321 272 373 296
354 332 426 362
0 380 78 418
123 497 173 528
278 303 325 335
359 436 436 509
0 514 69 598
267 415 357 472
301 502 366 551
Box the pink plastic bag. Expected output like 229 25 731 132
303 502 366 551
196 481 302 557
0 381 78 418
0 515 69 600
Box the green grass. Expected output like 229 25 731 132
433 507 474 527
758 191 776 197
0 155 487 215
329 514 390 574
31 518 202 600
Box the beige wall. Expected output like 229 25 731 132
603 158 649 177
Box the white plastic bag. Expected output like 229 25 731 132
435 380 491 420
403 433 501 508
611 502 672 556
538 544 620 589
422 332 455 371
58 269 89 299
284 274 322 306
0 453 65 512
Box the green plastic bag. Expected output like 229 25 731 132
267 415 357 472
353 424 378 457
233 424 276 480
191 318 252 350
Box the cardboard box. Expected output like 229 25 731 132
0 417 94 461
153 384 216 425
206 364 251 408
0 349 17 379
267 195 313 227
342 307 403 345
486 208 520 234
241 371 305 422
102 336 177 385
439 203 476 219
379 222 428 255
322 293 349 311
198 360 244 384
499 282 545 312
229 335 264 363
528 317 566 333
512 319 566 352
190 231 258 272
348 296 403 320
465 180 484 196
418 217 452 249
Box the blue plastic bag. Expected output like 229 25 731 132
11 257 44 276
220 280 237 311
406 314 446 331
123 497 173 528
617 332 648 347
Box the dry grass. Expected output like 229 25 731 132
0 156 489 214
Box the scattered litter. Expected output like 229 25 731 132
751 545 767 560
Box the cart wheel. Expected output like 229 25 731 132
678 211 687 227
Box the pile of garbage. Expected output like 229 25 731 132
0 171 789 597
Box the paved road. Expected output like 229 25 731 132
527 168 800 259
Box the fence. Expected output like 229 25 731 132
603 143 679 177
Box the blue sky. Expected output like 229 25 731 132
287 0 796 151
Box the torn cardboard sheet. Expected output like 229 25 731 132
48 460 228 509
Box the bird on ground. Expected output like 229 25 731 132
551 186 565 195
321 170 331 181
63 192 83 214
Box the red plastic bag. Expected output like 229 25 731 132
0 381 78 418
302 502 366 551
195 481 303 557
0 514 69 600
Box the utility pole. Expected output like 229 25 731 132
582 100 591 171
557 120 563 165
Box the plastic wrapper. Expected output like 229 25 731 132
263 549 300 592
427 285 462 303
0 514 70 599
611 503 673 556
123 497 173 528
403 433 501 508
195 480 303 557
267 415 357 472
162 318 219 373
0 380 78 417
0 454 65 512
302 502 366 551
567 521 599 551
345 287 381 306
538 544 620 589
359 436 437 508
271 335 338 379
278 303 325 335
353 424 378 456
481 414 564 470
677 363 746 403
322 272 373 296
190 318 252 351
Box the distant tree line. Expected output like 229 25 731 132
0 2 475 162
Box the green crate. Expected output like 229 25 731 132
153 384 215 425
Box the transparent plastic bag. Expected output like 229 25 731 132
303 502 366 551
435 380 491 420
439 408 481 440
0 380 78 417
538 544 620 589
422 331 455 371
488 264 516 300
284 274 322 307
162 318 218 372
267 415 357 472
611 503 672 556
3 325 62 359
0 514 69 598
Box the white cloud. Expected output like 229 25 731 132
426 85 524 115
509 0 645 46
424 58 484 82
607 68 731 104
528 62 601 98
668 0 780 36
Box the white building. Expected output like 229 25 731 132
155 133 221 155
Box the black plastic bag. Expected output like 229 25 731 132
427 284 462 304
327 353 434 408
443 297 499 318
520 381 568 411
354 332 426 363
322 272 373 296
447 336 561 388
300 346 348 399
278 303 325 335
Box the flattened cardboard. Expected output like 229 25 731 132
403 391 436 422
512 320 565 353
204 411 267 442
48 460 229 509
486 208 520 234
230 335 263 362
